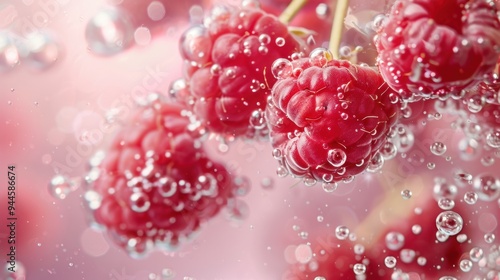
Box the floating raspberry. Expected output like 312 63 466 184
266 48 400 184
84 101 236 257
375 0 500 100
177 3 307 137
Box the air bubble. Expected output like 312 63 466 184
24 32 61 70
430 142 447 156
271 58 292 79
260 177 274 189
225 68 236 79
147 1 166 21
226 199 250 221
481 156 495 166
314 277 326 280
459 259 473 272
315 3 330 19
417 256 426 266
436 211 463 236
366 152 384 172
401 189 412 199
353 244 365 255
0 32 20 72
439 277 457 280
438 198 455 210
210 64 222 76
304 177 317 187
322 182 338 192
48 175 79 199
486 130 500 148
464 192 478 204
472 174 500 201
467 95 483 113
276 166 288 177
380 142 397 160
353 263 366 275
309 48 332 67
130 192 151 213
335 225 349 240
385 231 405 250
233 176 251 197
385 256 397 268
85 8 133 56
327 149 347 167
436 231 449 242
456 234 468 243
275 37 285 47
400 249 416 263
484 233 495 243
249 109 266 129
469 247 484 262
371 14 387 32
433 178 457 199
258 34 271 45
411 224 421 235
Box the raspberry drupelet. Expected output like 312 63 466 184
266 48 400 185
375 0 500 101
177 3 308 138
84 101 236 257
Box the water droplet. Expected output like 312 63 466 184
433 178 458 199
438 197 455 210
271 58 292 79
303 177 317 187
436 211 463 236
401 189 412 199
260 177 274 189
484 233 495 243
385 231 405 250
436 231 449 242
210 64 222 76
130 192 151 212
335 225 349 240
430 141 447 156
309 48 332 67
473 173 500 201
276 165 288 177
380 142 397 160
486 130 500 148
322 182 338 192
366 152 384 172
456 233 468 243
459 259 473 272
272 148 282 159
411 224 421 235
385 256 397 268
85 8 133 55
400 249 416 263
469 247 484 262
464 191 478 204
327 149 347 167
317 215 324 222
48 175 79 199
353 263 366 275
249 109 266 129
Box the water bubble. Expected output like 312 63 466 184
276 165 288 177
233 176 251 197
49 175 79 199
24 32 61 70
430 141 447 156
438 197 455 210
0 32 20 72
436 231 449 242
314 277 326 280
385 231 405 250
459 259 473 272
381 142 397 160
469 247 484 262
366 152 384 172
260 177 274 189
85 8 133 55
315 3 330 19
433 178 458 199
134 27 152 46
484 233 495 243
317 215 324 222
210 64 222 76
458 138 480 160
481 155 495 166
486 131 500 148
439 277 457 280
353 263 366 275
249 109 266 129
226 199 250 221
304 177 317 187
467 94 483 113
335 225 349 240
309 48 332 67
295 244 313 264
371 14 387 32
391 270 409 280
126 237 153 258
322 182 338 192
473 173 500 201
456 234 468 243
400 249 416 263
401 189 412 199
130 192 151 212
147 1 166 21
84 190 102 210
464 191 478 204
275 37 285 47
417 256 427 266
385 256 397 268
327 149 347 167
271 58 292 79
272 148 282 159
411 224 422 235
436 211 463 236
353 244 365 255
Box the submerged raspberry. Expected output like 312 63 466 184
375 0 500 100
178 4 307 137
266 49 400 184
84 101 235 257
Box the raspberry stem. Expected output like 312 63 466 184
329 0 349 59
278 0 308 24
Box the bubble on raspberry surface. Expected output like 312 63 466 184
385 256 397 268
85 8 133 56
271 58 293 79
436 211 463 236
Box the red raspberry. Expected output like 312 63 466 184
177 3 307 137
84 101 236 257
266 49 400 184
375 0 500 100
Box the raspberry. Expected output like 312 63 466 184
375 0 500 100
84 101 236 257
177 3 307 137
266 49 400 184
